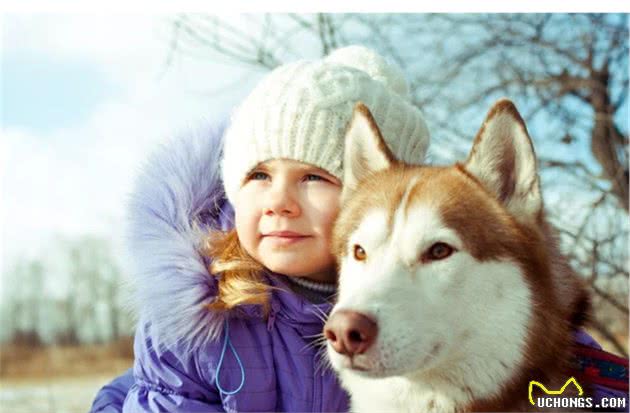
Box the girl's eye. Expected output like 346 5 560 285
353 244 367 261
249 171 270 181
423 242 455 262
304 174 325 182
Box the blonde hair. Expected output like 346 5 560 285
200 228 271 314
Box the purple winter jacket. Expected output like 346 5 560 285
90 123 628 412
89 124 350 412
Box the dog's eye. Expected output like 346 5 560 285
425 242 454 262
353 244 367 261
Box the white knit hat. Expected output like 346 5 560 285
221 45 430 204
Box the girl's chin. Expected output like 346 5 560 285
265 263 315 276
263 261 329 278
256 248 335 279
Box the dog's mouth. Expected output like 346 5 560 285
335 354 387 377
348 360 370 372
345 361 394 378
335 354 370 372
334 350 438 379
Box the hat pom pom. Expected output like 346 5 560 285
325 45 409 97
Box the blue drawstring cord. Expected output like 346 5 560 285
215 318 245 396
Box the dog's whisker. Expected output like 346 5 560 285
302 332 324 339
310 306 330 323
307 308 327 324
300 332 329 354
300 338 326 353
314 347 332 376
301 341 317 350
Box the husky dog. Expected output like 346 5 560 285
324 100 592 412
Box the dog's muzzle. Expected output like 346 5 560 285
324 310 378 357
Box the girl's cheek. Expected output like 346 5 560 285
315 194 341 234
234 216 258 260
235 206 256 232
234 199 257 244
310 183 341 199
321 188 341 214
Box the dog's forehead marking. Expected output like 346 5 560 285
351 209 389 250
391 201 463 266
391 176 424 260
350 173 465 267
337 165 517 262
400 167 500 257
398 175 420 217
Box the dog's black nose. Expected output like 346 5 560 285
324 310 378 357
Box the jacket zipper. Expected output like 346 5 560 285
266 305 277 331
313 353 321 411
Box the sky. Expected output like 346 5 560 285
1 14 266 291
1 13 627 296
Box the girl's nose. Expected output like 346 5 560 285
263 181 301 217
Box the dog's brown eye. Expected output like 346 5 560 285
353 245 367 261
426 242 454 261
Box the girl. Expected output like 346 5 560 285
90 45 431 412
91 44 628 412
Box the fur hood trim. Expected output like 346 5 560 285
126 122 233 352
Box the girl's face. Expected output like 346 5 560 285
234 159 342 283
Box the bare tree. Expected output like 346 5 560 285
66 236 124 344
2 235 129 345
166 14 627 205
163 13 628 354
427 14 628 210
5 260 44 346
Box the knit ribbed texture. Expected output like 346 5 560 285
221 45 430 204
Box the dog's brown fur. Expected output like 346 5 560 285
331 99 593 411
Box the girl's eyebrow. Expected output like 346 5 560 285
297 165 325 173
298 165 339 180
255 162 322 173
249 162 273 173
254 161 339 182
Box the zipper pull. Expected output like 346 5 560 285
267 309 276 331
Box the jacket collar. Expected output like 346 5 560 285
235 272 334 336
268 273 333 325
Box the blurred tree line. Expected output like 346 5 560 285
166 13 628 354
1 235 133 347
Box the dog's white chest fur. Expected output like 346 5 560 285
342 373 468 413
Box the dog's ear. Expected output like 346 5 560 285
342 103 396 200
464 99 542 221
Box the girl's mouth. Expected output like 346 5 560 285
263 231 310 246
263 234 311 246
264 230 307 237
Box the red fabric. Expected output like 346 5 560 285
574 344 629 392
